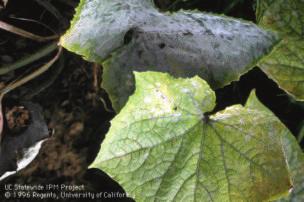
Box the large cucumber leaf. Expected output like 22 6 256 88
60 0 278 111
256 0 304 100
91 71 292 202
245 88 304 202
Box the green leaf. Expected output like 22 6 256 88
245 89 304 201
60 0 278 111
256 0 304 101
277 132 304 202
91 71 292 202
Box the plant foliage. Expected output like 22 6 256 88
61 0 278 111
59 0 304 201
91 71 293 202
256 0 304 100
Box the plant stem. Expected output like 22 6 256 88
0 20 58 42
24 53 65 99
0 42 58 75
34 0 67 26
0 45 62 97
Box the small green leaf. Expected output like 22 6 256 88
256 0 304 100
61 0 278 111
91 72 292 202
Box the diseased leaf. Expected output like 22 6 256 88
277 132 304 202
91 71 292 202
256 0 304 100
245 90 304 201
61 0 278 111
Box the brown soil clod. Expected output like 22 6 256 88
5 105 31 134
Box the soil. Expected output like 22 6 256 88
5 105 31 134
0 0 303 202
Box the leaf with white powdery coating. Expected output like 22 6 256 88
91 71 292 202
256 0 304 100
60 0 279 111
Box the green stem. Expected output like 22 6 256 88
0 42 58 75
0 20 58 42
0 45 62 97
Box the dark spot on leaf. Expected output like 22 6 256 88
213 43 220 49
226 36 233 41
138 50 143 58
158 43 166 49
243 24 251 28
205 29 214 36
183 31 193 36
124 29 134 45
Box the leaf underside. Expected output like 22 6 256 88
61 0 278 111
91 71 292 202
256 0 304 101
